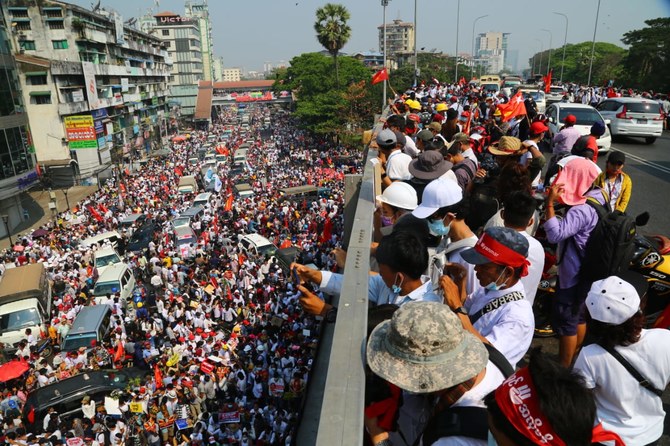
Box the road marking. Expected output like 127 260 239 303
612 146 670 176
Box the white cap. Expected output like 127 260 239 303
586 276 641 325
376 182 418 211
412 178 463 219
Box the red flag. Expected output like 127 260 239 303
320 217 333 243
119 183 126 194
543 69 553 93
154 363 164 389
113 340 124 362
371 68 389 85
224 194 233 212
88 206 103 222
35 163 41 177
496 91 527 122
27 406 35 424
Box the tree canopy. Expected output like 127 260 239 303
620 18 670 92
314 3 351 88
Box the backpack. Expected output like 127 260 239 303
579 197 636 284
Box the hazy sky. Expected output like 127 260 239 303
68 0 670 73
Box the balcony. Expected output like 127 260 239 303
58 100 89 115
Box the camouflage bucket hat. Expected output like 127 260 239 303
366 302 488 393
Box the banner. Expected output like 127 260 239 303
218 411 240 424
82 62 102 110
64 115 97 149
129 402 144 413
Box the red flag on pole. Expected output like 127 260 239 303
224 194 233 212
543 69 553 93
113 341 124 362
496 91 528 122
88 206 103 222
371 68 389 85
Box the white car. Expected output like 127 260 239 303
520 89 546 114
545 103 612 153
546 85 566 103
93 247 122 275
596 97 664 144
237 233 278 259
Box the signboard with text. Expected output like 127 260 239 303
64 115 97 149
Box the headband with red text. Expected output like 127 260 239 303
475 232 529 277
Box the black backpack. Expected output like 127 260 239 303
579 197 637 284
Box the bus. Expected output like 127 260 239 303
279 185 319 203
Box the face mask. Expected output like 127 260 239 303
484 269 508 291
391 273 403 295
380 225 393 236
428 218 451 236
380 215 394 227
487 431 498 446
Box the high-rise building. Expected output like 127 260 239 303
212 57 223 82
2 0 171 185
152 11 203 116
475 32 510 74
222 68 241 82
0 5 39 233
184 1 213 81
377 19 414 63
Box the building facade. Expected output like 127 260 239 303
152 11 203 117
212 56 223 82
184 1 213 81
475 31 510 74
222 68 241 83
2 0 172 186
0 5 39 235
378 19 414 63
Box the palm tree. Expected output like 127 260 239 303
314 3 351 89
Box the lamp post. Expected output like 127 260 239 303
471 15 488 79
554 12 569 83
412 0 418 87
587 0 602 86
534 38 543 76
1 215 11 247
541 28 553 74
62 187 71 211
454 0 460 83
382 0 389 110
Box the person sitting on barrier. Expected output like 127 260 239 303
293 230 441 316
364 301 509 446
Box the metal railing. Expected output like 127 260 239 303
297 112 388 445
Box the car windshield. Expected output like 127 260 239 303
625 102 661 114
177 235 197 246
93 281 121 296
95 254 120 268
560 108 604 126
0 308 40 333
550 87 565 94
523 91 544 101
257 244 277 258
62 334 96 352
173 218 190 228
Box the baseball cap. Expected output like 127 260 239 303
366 301 488 393
590 122 606 136
586 275 641 325
428 122 442 132
393 131 407 147
488 136 522 156
451 132 470 144
376 129 397 148
530 121 549 134
409 151 453 181
416 129 434 143
564 114 577 125
412 177 463 219
607 150 626 165
461 227 530 275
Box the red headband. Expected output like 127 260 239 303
495 367 625 446
475 233 529 277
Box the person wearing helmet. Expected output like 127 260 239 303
487 108 509 143
374 182 418 239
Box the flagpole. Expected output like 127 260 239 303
382 0 389 111
587 0 601 86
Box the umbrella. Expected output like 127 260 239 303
0 361 29 382
31 228 49 238
172 135 186 143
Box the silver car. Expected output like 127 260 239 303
596 97 664 144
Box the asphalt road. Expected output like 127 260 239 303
601 129 670 237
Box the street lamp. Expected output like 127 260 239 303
534 38 543 76
1 215 12 247
381 0 389 110
471 15 488 78
541 28 553 74
413 0 418 87
587 0 602 86
554 12 569 83
62 187 71 211
454 0 461 83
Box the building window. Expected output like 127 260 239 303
162 29 170 36
48 20 64 30
30 94 52 105
44 9 63 18
27 75 47 85
164 41 171 48
52 40 68 49
19 40 36 51
14 21 31 31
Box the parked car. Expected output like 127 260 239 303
125 222 157 252
238 233 278 259
545 103 612 153
93 247 122 275
546 85 566 103
520 88 546 113
596 97 664 144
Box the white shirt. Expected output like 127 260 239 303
574 329 670 445
464 282 534 367
386 150 413 181
518 231 544 306
403 137 420 158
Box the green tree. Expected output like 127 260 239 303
314 3 351 89
620 18 670 92
273 52 374 136
388 53 473 92
529 42 626 85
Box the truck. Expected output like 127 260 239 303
177 175 198 194
0 263 51 352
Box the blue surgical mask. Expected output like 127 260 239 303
428 218 451 237
487 431 498 446
484 269 508 291
391 273 403 295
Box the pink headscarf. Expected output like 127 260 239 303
558 158 600 206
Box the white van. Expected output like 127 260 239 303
238 234 278 259
81 231 121 249
0 263 51 349
92 263 136 305
193 192 213 208
93 247 122 275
